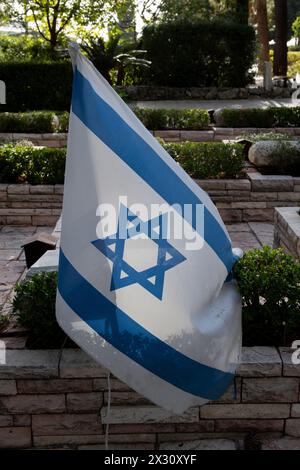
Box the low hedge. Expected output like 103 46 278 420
12 271 66 349
0 144 66 184
163 142 244 179
0 111 69 133
0 141 244 183
11 246 300 348
215 107 300 128
3 107 300 132
234 246 300 347
0 109 210 133
133 108 210 130
251 141 300 176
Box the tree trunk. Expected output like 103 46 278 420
273 0 288 76
236 0 249 24
256 0 269 74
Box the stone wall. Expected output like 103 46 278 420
0 133 67 147
274 207 300 256
118 86 293 101
1 128 300 147
0 346 299 449
201 175 300 224
1 177 300 226
0 184 63 226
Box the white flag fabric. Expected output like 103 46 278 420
56 44 242 414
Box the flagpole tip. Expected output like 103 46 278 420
68 42 81 68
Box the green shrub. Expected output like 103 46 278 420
234 246 300 346
13 248 300 349
12 272 66 349
141 20 256 87
0 62 73 111
0 34 57 62
0 144 66 184
272 107 300 127
0 111 69 133
163 142 244 179
0 109 207 133
133 108 210 130
0 141 244 183
217 108 274 128
216 107 300 128
263 141 300 176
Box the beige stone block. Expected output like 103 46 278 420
201 403 290 419
242 378 299 403
29 185 54 195
0 350 59 379
32 215 58 226
101 406 199 424
215 419 284 433
242 209 274 222
7 185 30 194
0 380 17 396
286 419 300 437
238 347 282 377
291 404 300 417
17 378 93 394
0 394 65 414
104 391 151 406
32 413 102 436
6 216 32 225
280 348 300 377
0 427 31 448
60 349 107 378
66 392 103 412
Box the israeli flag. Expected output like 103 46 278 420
56 44 242 414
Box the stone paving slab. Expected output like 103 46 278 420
230 231 261 251
0 225 55 314
249 222 274 246
227 223 252 233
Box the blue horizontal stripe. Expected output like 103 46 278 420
58 250 234 400
71 69 235 273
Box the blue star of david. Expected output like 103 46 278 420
91 204 186 300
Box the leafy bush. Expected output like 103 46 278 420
163 142 244 179
0 34 57 62
0 109 208 133
0 141 244 183
263 141 300 176
235 246 300 346
13 248 300 349
0 62 73 111
133 108 210 130
141 20 256 87
0 111 69 133
216 107 300 128
216 108 274 128
12 272 66 349
0 144 66 184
